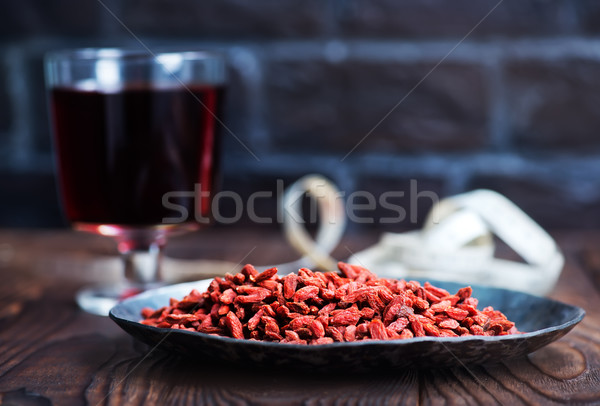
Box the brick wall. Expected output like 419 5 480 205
2 0 600 230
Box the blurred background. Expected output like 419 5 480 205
1 0 600 231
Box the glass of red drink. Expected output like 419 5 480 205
45 48 225 315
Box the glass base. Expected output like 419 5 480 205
71 222 196 316
76 283 160 316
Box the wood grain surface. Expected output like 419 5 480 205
0 229 599 405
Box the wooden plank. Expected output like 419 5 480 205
0 230 598 405
86 354 420 405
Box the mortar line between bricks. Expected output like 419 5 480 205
486 59 510 152
264 37 600 62
341 0 504 162
224 152 600 189
5 46 35 169
94 0 261 162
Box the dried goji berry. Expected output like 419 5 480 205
387 317 409 332
309 319 326 338
344 325 357 342
247 309 264 331
140 262 518 344
368 319 388 340
252 267 278 283
293 285 320 302
219 289 236 304
331 307 361 326
224 312 244 339
437 318 460 330
456 286 472 300
289 315 315 330
326 326 344 342
445 307 469 321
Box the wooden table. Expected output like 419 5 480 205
0 228 599 405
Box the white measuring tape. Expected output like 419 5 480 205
278 177 563 296
282 174 346 271
256 174 347 274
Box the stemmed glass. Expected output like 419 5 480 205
45 49 225 315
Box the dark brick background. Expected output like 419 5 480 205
1 0 600 230
265 56 490 154
506 57 600 151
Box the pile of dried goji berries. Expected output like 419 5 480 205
140 262 518 344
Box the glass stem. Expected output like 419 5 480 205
121 242 164 286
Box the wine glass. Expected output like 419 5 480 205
45 48 226 315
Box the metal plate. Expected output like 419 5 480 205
110 279 585 371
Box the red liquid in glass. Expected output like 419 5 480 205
50 85 222 227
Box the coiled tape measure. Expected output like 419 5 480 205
279 175 563 296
